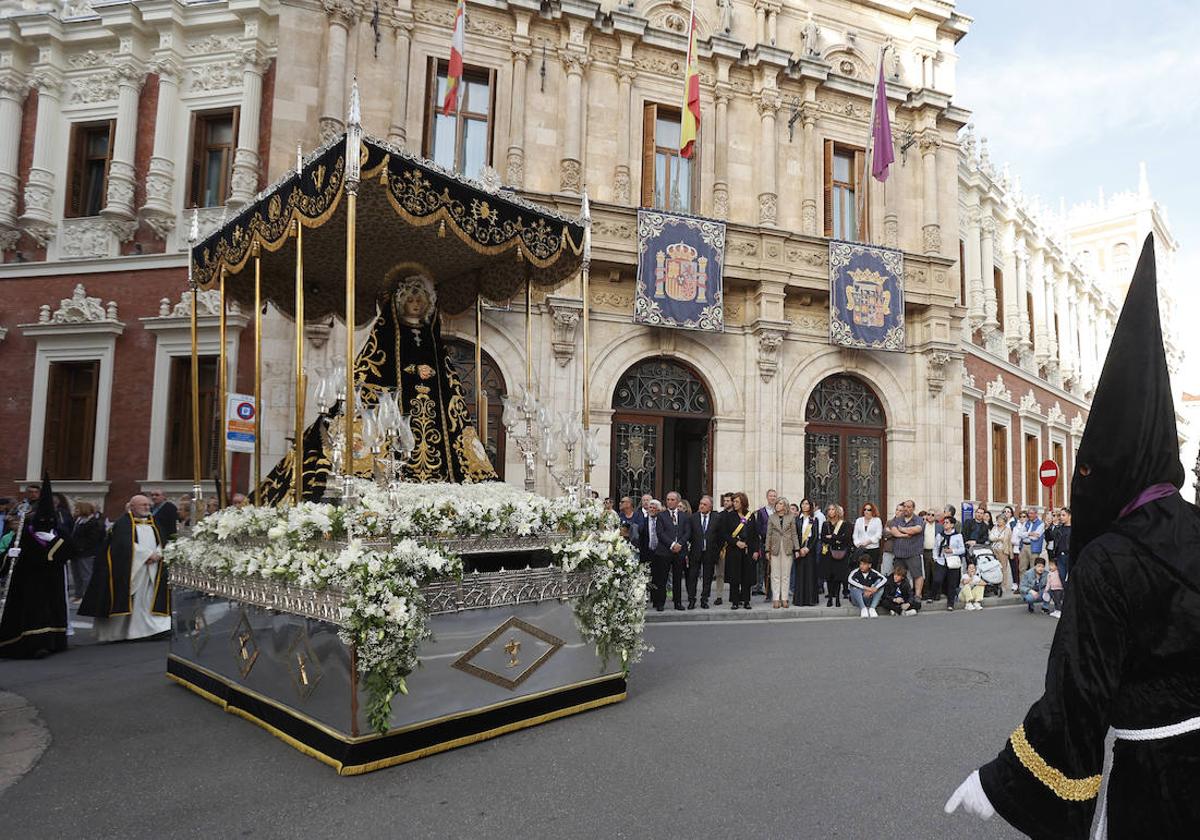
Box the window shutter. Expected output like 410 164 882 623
188 111 201 208
486 66 497 166
640 102 656 208
227 106 241 204
102 119 116 210
854 148 866 237
66 126 82 218
822 139 833 237
422 56 439 159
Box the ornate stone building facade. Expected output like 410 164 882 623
275 0 973 511
0 0 1182 517
0 0 275 511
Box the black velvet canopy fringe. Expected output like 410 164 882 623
189 134 586 323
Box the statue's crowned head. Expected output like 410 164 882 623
386 263 437 323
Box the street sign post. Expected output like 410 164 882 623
1039 459 1059 488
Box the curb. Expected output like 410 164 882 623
644 593 1030 623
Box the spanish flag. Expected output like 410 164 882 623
443 0 466 115
680 0 700 159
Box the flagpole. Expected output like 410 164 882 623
859 45 885 245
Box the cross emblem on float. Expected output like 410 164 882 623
504 638 521 668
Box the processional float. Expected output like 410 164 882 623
166 88 643 775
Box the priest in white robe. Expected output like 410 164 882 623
79 494 171 641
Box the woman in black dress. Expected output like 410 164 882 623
820 504 854 607
724 492 759 610
793 497 822 606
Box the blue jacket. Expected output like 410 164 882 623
1021 518 1046 555
1019 567 1048 597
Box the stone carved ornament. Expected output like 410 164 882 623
37 283 118 324
1019 389 1041 414
984 374 1011 403
158 287 241 318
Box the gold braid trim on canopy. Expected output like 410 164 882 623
191 135 585 324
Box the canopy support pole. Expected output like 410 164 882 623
217 268 228 508
253 244 263 502
581 191 592 492
187 210 203 521
476 295 486 445
292 212 305 506
344 81 362 501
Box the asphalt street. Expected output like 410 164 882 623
0 605 1055 839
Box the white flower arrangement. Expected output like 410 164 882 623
164 482 637 732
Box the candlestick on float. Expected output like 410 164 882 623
292 142 306 506
252 241 263 500
343 80 362 500
217 267 228 508
187 209 204 519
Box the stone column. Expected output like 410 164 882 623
559 50 587 194
919 129 941 255
141 57 181 239
1001 222 1019 354
980 213 999 334
319 0 357 140
611 65 635 204
19 68 63 244
1029 245 1048 367
506 43 532 189
1043 259 1060 384
387 15 414 146
801 102 819 235
754 2 767 44
765 3 779 46
1055 268 1074 383
101 58 144 221
712 85 730 218
1014 239 1033 366
963 206 983 328
0 70 27 243
229 48 269 208
757 90 779 227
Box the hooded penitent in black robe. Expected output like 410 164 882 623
962 236 1200 838
0 476 73 658
252 284 496 505
79 514 170 622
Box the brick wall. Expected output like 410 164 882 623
0 266 253 517
964 352 1086 512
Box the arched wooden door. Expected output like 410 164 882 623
611 357 713 506
445 338 506 470
804 374 887 517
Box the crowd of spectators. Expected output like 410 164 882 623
616 491 1074 619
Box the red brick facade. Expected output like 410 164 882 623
0 266 254 518
963 352 1087 513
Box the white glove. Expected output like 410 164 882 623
944 770 995 819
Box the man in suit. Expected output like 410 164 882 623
631 493 652 533
689 495 722 609
712 493 734 605
637 498 661 566
149 489 178 543
654 491 693 612
752 489 778 598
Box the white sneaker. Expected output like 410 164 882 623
903 607 918 616
1050 610 1062 619
868 607 878 618
860 607 870 618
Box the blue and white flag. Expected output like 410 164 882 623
635 210 724 332
829 240 904 352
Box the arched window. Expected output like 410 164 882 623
804 374 887 517
611 357 713 505
445 338 507 471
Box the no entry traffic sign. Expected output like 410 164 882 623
1039 459 1059 488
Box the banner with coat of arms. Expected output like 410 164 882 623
634 210 725 332
829 240 905 352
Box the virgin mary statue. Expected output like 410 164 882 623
254 267 497 504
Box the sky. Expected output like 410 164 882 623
954 0 1200 386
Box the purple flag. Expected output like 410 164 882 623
871 58 894 182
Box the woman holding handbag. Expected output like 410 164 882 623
766 497 799 608
723 492 759 610
820 504 853 607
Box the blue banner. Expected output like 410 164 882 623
829 240 905 352
634 210 725 332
